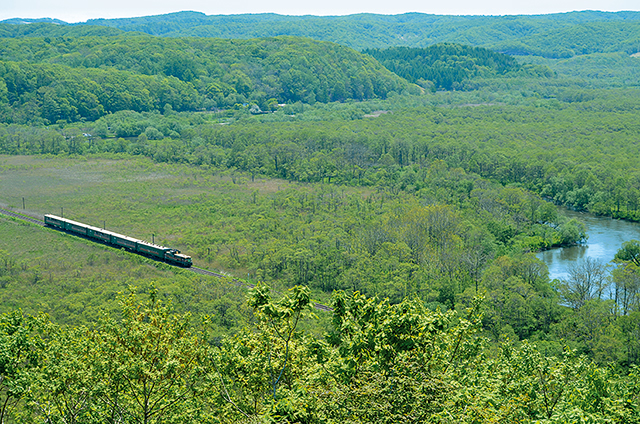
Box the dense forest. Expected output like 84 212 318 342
364 44 523 90
1 9 640 423
0 34 408 122
0 286 637 423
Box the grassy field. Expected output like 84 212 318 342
0 214 255 329
0 154 287 265
0 154 337 331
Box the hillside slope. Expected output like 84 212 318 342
364 44 524 90
0 34 408 123
4 11 636 56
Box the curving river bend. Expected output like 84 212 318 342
537 209 640 281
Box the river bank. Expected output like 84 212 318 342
537 209 640 280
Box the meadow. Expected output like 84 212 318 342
0 155 325 332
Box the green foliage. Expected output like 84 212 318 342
494 21 640 58
0 282 639 422
27 289 212 423
243 289 640 423
478 254 560 341
29 324 99 422
14 11 639 58
0 154 590 361
615 240 640 267
0 34 407 123
364 43 521 90
310 292 481 422
3 86 636 221
2 12 640 420
247 282 312 400
532 53 640 88
0 310 44 423
207 283 316 421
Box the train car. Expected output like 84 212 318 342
136 241 170 260
88 227 112 243
44 214 65 230
46 215 100 239
43 214 192 267
111 233 138 250
66 221 89 236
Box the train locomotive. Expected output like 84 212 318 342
44 214 192 267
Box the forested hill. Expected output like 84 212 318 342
364 44 522 90
0 34 408 124
4 11 639 57
0 22 125 38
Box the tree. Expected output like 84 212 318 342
317 290 484 423
557 218 587 246
89 288 210 424
560 257 610 310
210 282 314 422
615 240 640 267
611 262 640 316
246 282 312 400
0 311 44 424
27 289 212 423
30 325 97 423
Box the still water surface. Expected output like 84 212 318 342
537 210 640 281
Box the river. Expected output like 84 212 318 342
537 210 640 281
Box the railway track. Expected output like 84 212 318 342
191 266 255 289
0 207 45 226
1 207 333 312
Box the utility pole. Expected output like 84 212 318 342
22 197 25 210
61 207 63 218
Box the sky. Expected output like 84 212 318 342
2 0 639 23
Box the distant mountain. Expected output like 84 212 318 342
77 11 640 57
0 22 125 38
2 11 640 58
491 20 640 58
0 17 68 25
85 11 213 35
